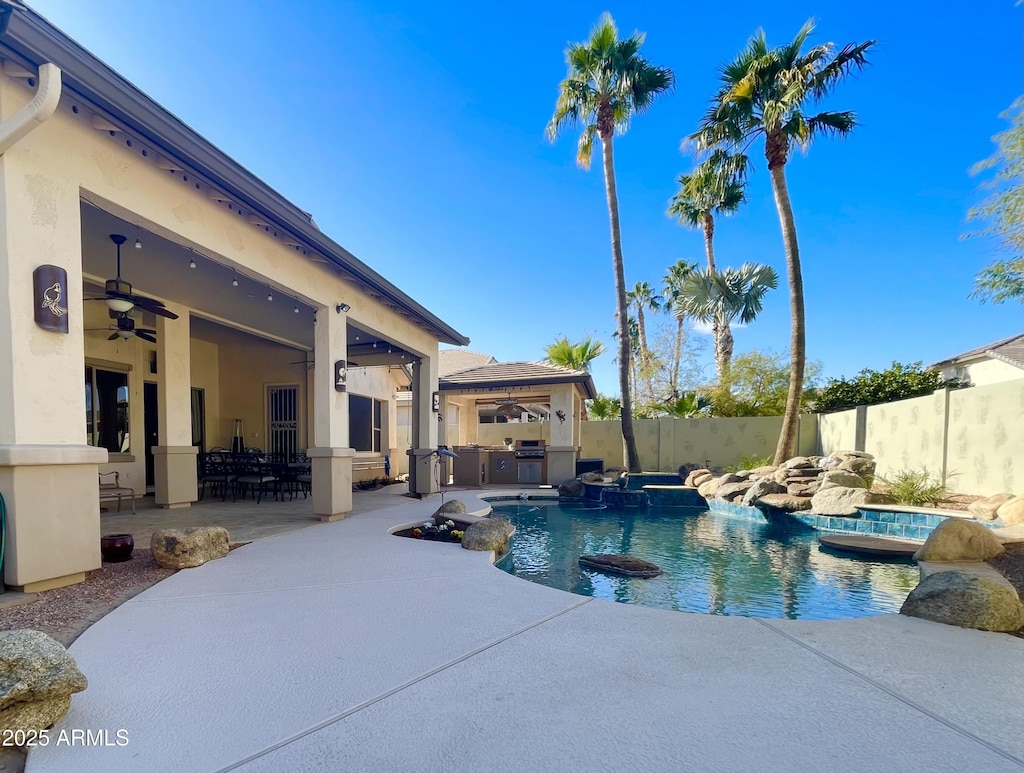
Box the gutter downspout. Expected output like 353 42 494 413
0 61 61 154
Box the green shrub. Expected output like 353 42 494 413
725 453 774 473
812 361 967 414
880 469 950 506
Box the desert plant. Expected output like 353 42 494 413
879 469 950 507
725 453 774 473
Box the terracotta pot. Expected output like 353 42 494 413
100 533 134 563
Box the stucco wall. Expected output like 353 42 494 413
863 392 947 483
947 380 1024 494
818 408 858 455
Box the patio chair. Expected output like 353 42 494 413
199 452 236 501
98 471 136 514
233 454 278 504
290 452 312 499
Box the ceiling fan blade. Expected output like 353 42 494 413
136 328 156 335
108 333 120 341
135 331 157 343
132 299 179 319
125 292 166 308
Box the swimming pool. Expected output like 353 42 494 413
489 500 920 621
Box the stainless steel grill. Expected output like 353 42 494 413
514 439 545 459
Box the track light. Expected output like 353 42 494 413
189 256 197 269
232 275 238 287
267 289 273 302
134 236 142 249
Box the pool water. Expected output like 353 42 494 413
490 501 920 621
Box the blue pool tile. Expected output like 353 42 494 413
855 520 873 533
911 514 929 526
878 511 895 523
895 513 913 525
886 523 900 537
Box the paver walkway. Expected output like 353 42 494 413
28 490 1024 772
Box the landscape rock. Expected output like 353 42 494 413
604 466 626 479
684 468 711 487
0 630 88 734
678 463 704 482
783 456 813 470
819 470 867 490
461 517 514 554
772 468 791 485
900 571 1024 632
742 478 786 506
716 481 754 502
913 519 1005 562
785 467 823 479
749 465 779 478
967 493 1016 521
697 477 723 498
433 499 467 517
787 480 820 497
837 456 876 480
810 486 883 516
558 479 584 498
580 471 605 484
996 495 1024 527
757 494 814 511
578 554 662 579
731 470 752 480
692 472 714 488
151 526 230 569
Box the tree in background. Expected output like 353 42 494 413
811 362 965 414
661 259 699 396
611 314 642 408
650 392 712 418
668 150 747 371
542 335 605 372
967 97 1024 306
627 281 662 401
587 394 622 420
672 263 778 381
547 13 674 472
690 20 874 463
708 350 821 418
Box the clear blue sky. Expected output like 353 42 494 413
29 0 1024 395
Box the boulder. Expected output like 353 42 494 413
716 481 754 503
433 499 466 517
151 526 230 569
604 466 626 479
578 554 662 579
580 471 604 484
772 468 791 485
558 479 584 498
692 472 715 488
837 456 876 480
731 470 753 480
697 478 722 498
758 493 814 511
997 495 1024 527
749 465 779 478
678 463 704 482
783 456 813 470
0 630 88 734
819 455 842 471
684 468 711 487
900 571 1024 632
819 470 867 490
810 486 883 516
785 467 823 479
461 517 514 554
742 478 786 506
913 519 1005 562
787 481 820 497
968 493 1016 521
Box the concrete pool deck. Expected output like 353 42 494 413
29 489 1024 772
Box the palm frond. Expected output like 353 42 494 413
805 110 857 138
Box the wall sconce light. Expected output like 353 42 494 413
334 360 347 392
556 409 566 424
432 391 440 413
266 289 274 302
336 303 350 313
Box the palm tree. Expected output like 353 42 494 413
662 259 698 397
543 335 605 372
651 391 712 419
673 263 778 380
547 12 674 473
668 151 747 376
690 20 874 464
587 394 621 420
611 314 642 408
627 281 662 401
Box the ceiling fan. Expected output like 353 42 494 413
85 234 179 320
87 310 157 343
494 397 523 417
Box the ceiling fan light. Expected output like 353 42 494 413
105 298 134 313
117 330 133 339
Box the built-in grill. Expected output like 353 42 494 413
513 440 546 459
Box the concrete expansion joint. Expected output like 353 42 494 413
752 618 1024 767
211 596 593 773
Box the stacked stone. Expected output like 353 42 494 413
688 451 888 516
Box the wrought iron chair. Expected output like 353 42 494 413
233 454 278 503
199 452 236 501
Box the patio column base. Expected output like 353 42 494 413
153 446 199 508
545 446 579 486
307 447 354 521
0 444 107 590
407 448 440 497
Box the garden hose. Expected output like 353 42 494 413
0 490 6 594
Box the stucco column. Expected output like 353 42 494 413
309 305 353 520
153 304 197 507
408 355 439 496
0 151 106 591
546 384 579 485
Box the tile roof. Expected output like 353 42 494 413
438 349 497 376
439 361 597 398
929 334 1024 370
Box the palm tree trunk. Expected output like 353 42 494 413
768 162 805 465
672 316 683 398
601 135 641 472
717 313 734 383
702 213 717 273
703 212 728 384
636 307 651 402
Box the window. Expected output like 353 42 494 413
86 365 130 453
350 394 384 453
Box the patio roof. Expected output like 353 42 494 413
928 333 1024 371
439 361 597 399
0 2 469 347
